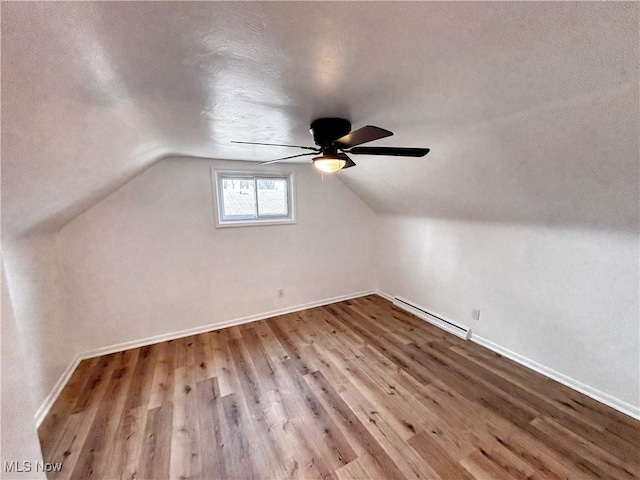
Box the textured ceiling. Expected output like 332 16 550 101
2 2 638 237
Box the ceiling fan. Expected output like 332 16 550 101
231 118 430 173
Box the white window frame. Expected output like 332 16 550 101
212 169 296 228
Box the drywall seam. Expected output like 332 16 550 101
375 290 640 421
34 289 375 426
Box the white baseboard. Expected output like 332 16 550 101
34 355 83 427
471 334 640 421
374 289 395 303
375 289 640 421
34 290 375 426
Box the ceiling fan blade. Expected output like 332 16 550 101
334 125 393 148
260 151 317 165
348 146 430 157
232 141 317 151
342 156 356 169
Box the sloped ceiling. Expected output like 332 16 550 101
2 2 637 237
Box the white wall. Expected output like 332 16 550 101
375 214 639 413
50 157 375 389
2 236 71 408
1 261 46 479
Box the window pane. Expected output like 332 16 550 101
221 178 256 218
257 178 288 216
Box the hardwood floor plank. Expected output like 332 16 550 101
71 353 118 414
46 413 95 480
305 371 406 480
268 317 314 376
174 337 188 369
473 423 585 480
429 341 620 442
194 332 217 382
408 431 476 480
239 328 278 385
110 405 149 480
327 302 538 433
226 337 289 478
240 321 351 479
39 295 640 480
220 394 259 479
209 329 240 397
359 352 480 455
169 365 202 480
252 321 290 362
311 307 366 359
325 350 422 442
254 326 337 479
184 335 197 367
123 345 156 412
280 359 357 471
348 302 415 345
195 377 226 480
334 456 387 480
530 415 638 480
97 349 144 480
69 349 139 479
337 385 443 480
38 357 99 458
44 354 119 479
148 339 176 410
461 446 533 480
137 403 173 480
606 416 640 447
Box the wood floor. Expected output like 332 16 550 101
39 295 639 480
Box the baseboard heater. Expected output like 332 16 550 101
393 296 471 340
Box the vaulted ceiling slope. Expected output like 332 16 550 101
2 2 637 237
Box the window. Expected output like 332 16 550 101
213 170 295 227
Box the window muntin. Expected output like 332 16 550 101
214 171 295 227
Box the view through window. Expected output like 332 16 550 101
215 172 294 226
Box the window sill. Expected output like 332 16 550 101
215 217 297 228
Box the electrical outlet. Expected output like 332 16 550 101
472 308 480 321
277 288 284 298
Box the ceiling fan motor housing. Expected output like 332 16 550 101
310 118 352 148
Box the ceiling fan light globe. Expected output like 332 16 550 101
313 158 346 173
